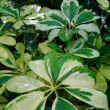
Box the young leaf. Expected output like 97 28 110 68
73 48 100 59
76 23 100 34
75 10 100 25
65 88 108 110
5 91 45 110
52 97 78 110
96 72 107 92
61 0 79 23
99 64 110 80
6 76 45 93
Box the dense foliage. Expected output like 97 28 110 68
0 0 110 110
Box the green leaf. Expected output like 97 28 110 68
76 23 100 34
0 46 8 59
5 91 45 110
48 42 63 53
28 60 51 82
6 76 45 93
0 74 14 87
36 20 64 31
46 10 67 25
48 29 60 42
95 35 103 49
96 72 107 92
61 0 79 23
59 28 75 42
16 43 25 55
99 64 110 80
0 36 16 46
66 88 108 110
75 10 100 25
52 97 78 110
69 38 85 53
74 48 100 59
0 7 19 18
104 33 110 41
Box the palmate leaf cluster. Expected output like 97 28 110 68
0 0 110 110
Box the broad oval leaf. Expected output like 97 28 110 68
61 71 95 88
65 88 108 110
52 97 78 110
58 59 83 81
6 76 45 93
76 23 100 34
61 0 79 23
74 48 100 59
0 36 16 46
36 20 64 31
28 60 51 82
5 91 45 110
46 10 67 25
75 10 100 25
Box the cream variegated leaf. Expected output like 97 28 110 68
61 0 79 23
58 60 83 81
28 60 51 82
61 72 95 88
6 76 45 93
5 91 45 110
66 87 108 110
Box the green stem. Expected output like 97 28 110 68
100 13 109 31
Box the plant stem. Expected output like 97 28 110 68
100 12 109 31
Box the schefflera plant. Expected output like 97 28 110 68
36 0 100 59
0 4 44 29
4 51 108 110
